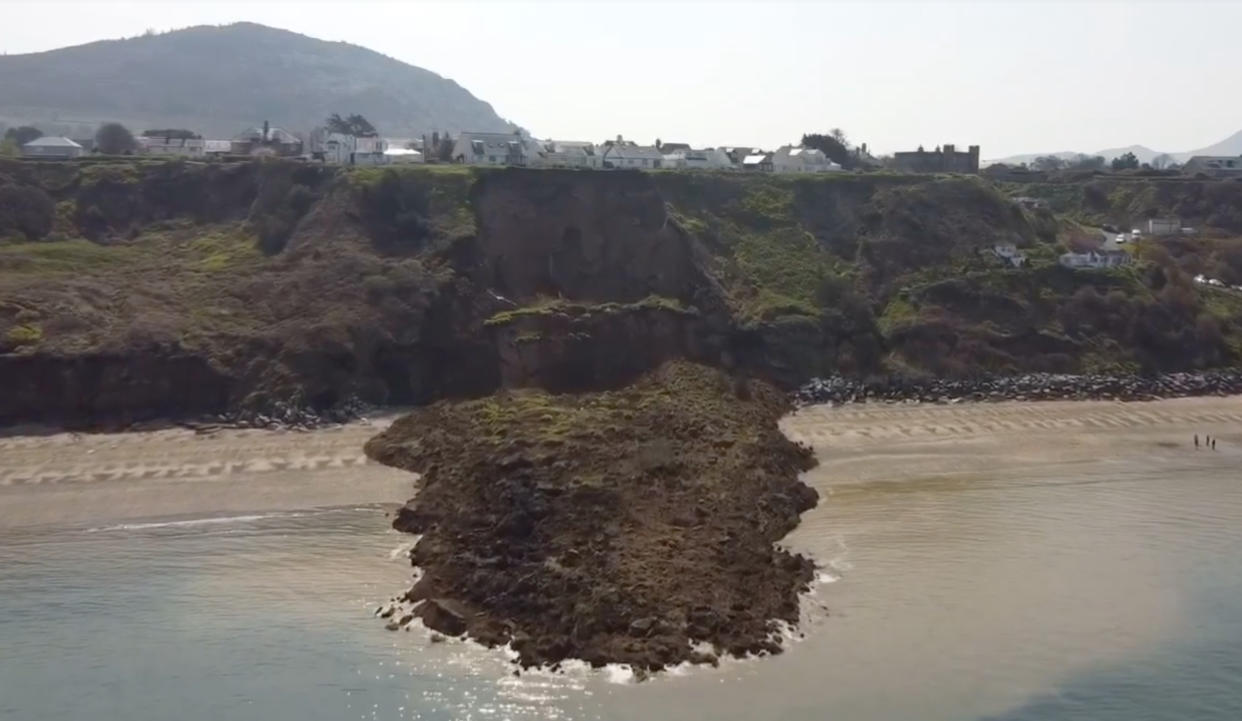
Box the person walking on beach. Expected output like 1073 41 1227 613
1212 438 1217 451
1195 434 1200 449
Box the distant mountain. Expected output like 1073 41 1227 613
0 23 516 139
986 133 1242 168
1180 129 1242 159
1091 145 1163 165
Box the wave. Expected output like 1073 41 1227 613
85 511 309 533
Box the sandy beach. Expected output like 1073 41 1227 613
0 413 414 530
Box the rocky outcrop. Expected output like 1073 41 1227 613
364 362 819 671
795 370 1242 406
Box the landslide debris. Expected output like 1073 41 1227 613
364 361 819 671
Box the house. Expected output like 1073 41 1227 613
20 136 84 159
1147 218 1180 236
232 122 302 157
137 135 205 158
383 148 423 164
1182 155 1242 178
742 152 773 172
1059 249 1131 269
601 143 664 169
772 145 842 174
658 142 691 154
892 143 981 173
662 148 735 171
203 140 232 156
542 140 600 168
988 243 1027 268
452 131 536 166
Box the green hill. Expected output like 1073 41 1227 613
0 22 515 139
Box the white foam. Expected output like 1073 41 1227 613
387 540 417 560
86 511 304 533
603 664 637 684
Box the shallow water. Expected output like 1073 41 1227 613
2 399 1242 720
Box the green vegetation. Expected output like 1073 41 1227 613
5 324 41 345
485 295 691 327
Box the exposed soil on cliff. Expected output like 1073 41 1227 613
363 361 819 671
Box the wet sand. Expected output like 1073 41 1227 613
0 414 414 530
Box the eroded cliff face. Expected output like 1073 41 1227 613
3 161 1242 426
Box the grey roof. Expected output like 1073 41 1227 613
23 136 82 148
606 144 664 161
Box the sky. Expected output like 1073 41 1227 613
1 0 1240 158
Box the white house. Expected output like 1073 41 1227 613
452 131 537 166
989 243 1027 268
662 148 735 171
742 152 773 172
137 135 205 158
542 140 600 168
1147 218 1180 236
383 148 423 164
1059 249 1131 269
602 143 665 169
21 136 84 159
772 145 842 174
1183 155 1242 178
203 140 232 156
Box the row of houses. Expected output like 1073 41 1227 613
447 132 845 173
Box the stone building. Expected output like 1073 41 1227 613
893 143 980 174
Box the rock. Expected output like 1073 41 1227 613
416 598 470 637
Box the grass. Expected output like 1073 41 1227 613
188 225 263 271
5 324 41 345
485 295 692 327
0 238 137 273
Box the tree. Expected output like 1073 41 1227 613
0 138 18 157
801 132 855 169
3 126 43 146
325 113 377 137
1111 152 1139 171
830 128 848 146
95 122 136 154
141 128 200 139
1032 155 1066 171
1066 154 1106 170
1151 153 1175 169
435 133 455 163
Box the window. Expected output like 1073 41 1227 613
489 155 496 162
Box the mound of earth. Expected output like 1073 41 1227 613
363 361 819 671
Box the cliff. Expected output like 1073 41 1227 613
3 160 1242 426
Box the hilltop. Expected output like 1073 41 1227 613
0 23 515 138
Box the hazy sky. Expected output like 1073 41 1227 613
2 0 1239 158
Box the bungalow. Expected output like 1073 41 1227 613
1147 218 1180 236
452 131 536 166
137 135 205 158
742 152 773 172
1059 249 1131 269
663 148 734 170
383 148 423 165
20 136 84 159
772 145 842 174
203 140 233 156
1182 155 1242 178
542 140 600 168
602 143 664 169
